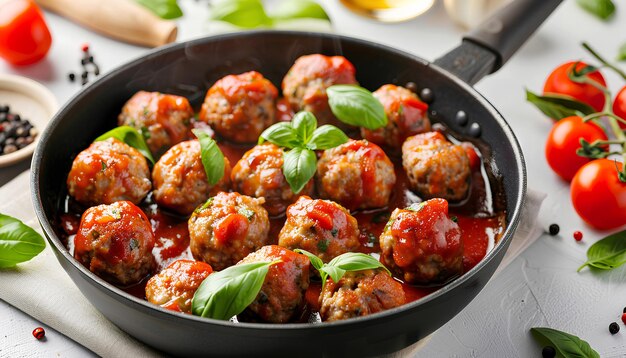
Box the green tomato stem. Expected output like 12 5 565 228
582 42 626 81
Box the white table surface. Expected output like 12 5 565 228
1 0 626 357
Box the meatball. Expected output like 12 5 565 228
278 196 360 263
152 140 232 215
198 71 278 143
118 91 194 157
379 198 463 284
238 245 310 323
316 139 396 211
73 201 156 285
231 143 314 216
402 131 471 201
319 269 405 322
67 138 151 206
361 84 430 154
189 192 270 271
145 259 213 313
282 54 358 127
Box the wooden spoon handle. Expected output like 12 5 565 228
35 0 177 47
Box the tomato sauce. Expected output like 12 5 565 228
58 126 506 310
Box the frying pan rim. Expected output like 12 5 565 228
31 30 527 331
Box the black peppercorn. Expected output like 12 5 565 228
0 105 9 113
609 322 620 334
623 307 626 314
68 72 75 82
541 346 556 358
548 224 560 236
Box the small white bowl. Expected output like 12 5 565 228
0 74 58 167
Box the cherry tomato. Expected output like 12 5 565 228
0 0 52 66
613 86 626 129
571 159 626 230
545 116 607 181
543 61 607 113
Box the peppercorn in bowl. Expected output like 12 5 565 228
0 74 57 167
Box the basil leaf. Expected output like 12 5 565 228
307 125 349 150
292 111 317 144
192 129 225 186
134 0 183 19
526 90 596 120
327 85 387 130
618 42 626 62
259 122 301 148
293 249 324 271
530 327 600 358
0 214 46 269
210 0 272 28
327 252 391 277
320 265 345 284
95 126 155 165
269 0 330 21
191 261 275 320
282 148 316 194
576 0 615 20
577 230 626 272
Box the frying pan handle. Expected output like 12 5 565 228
434 0 563 85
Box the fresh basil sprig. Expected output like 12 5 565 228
526 90 596 120
192 129 226 186
577 230 626 272
210 0 330 29
135 0 183 19
530 327 599 358
576 0 615 21
210 0 272 28
191 260 279 320
327 85 388 130
271 0 330 21
95 126 155 165
295 249 390 291
259 111 348 194
0 214 46 269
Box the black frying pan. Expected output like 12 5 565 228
31 0 561 356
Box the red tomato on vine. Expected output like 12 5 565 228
545 116 607 181
543 61 607 112
571 159 626 230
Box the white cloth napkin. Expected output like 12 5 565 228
0 171 545 357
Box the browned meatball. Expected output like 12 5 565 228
73 201 156 285
379 199 463 284
361 84 430 154
238 245 310 323
319 269 405 322
152 140 231 215
278 196 359 263
67 138 151 206
118 91 194 157
145 259 213 314
231 143 314 216
316 139 396 211
198 71 278 143
402 132 470 201
189 192 270 271
282 54 358 127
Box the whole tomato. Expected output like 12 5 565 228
0 0 52 66
614 86 626 128
571 159 626 230
545 116 607 181
543 61 607 113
